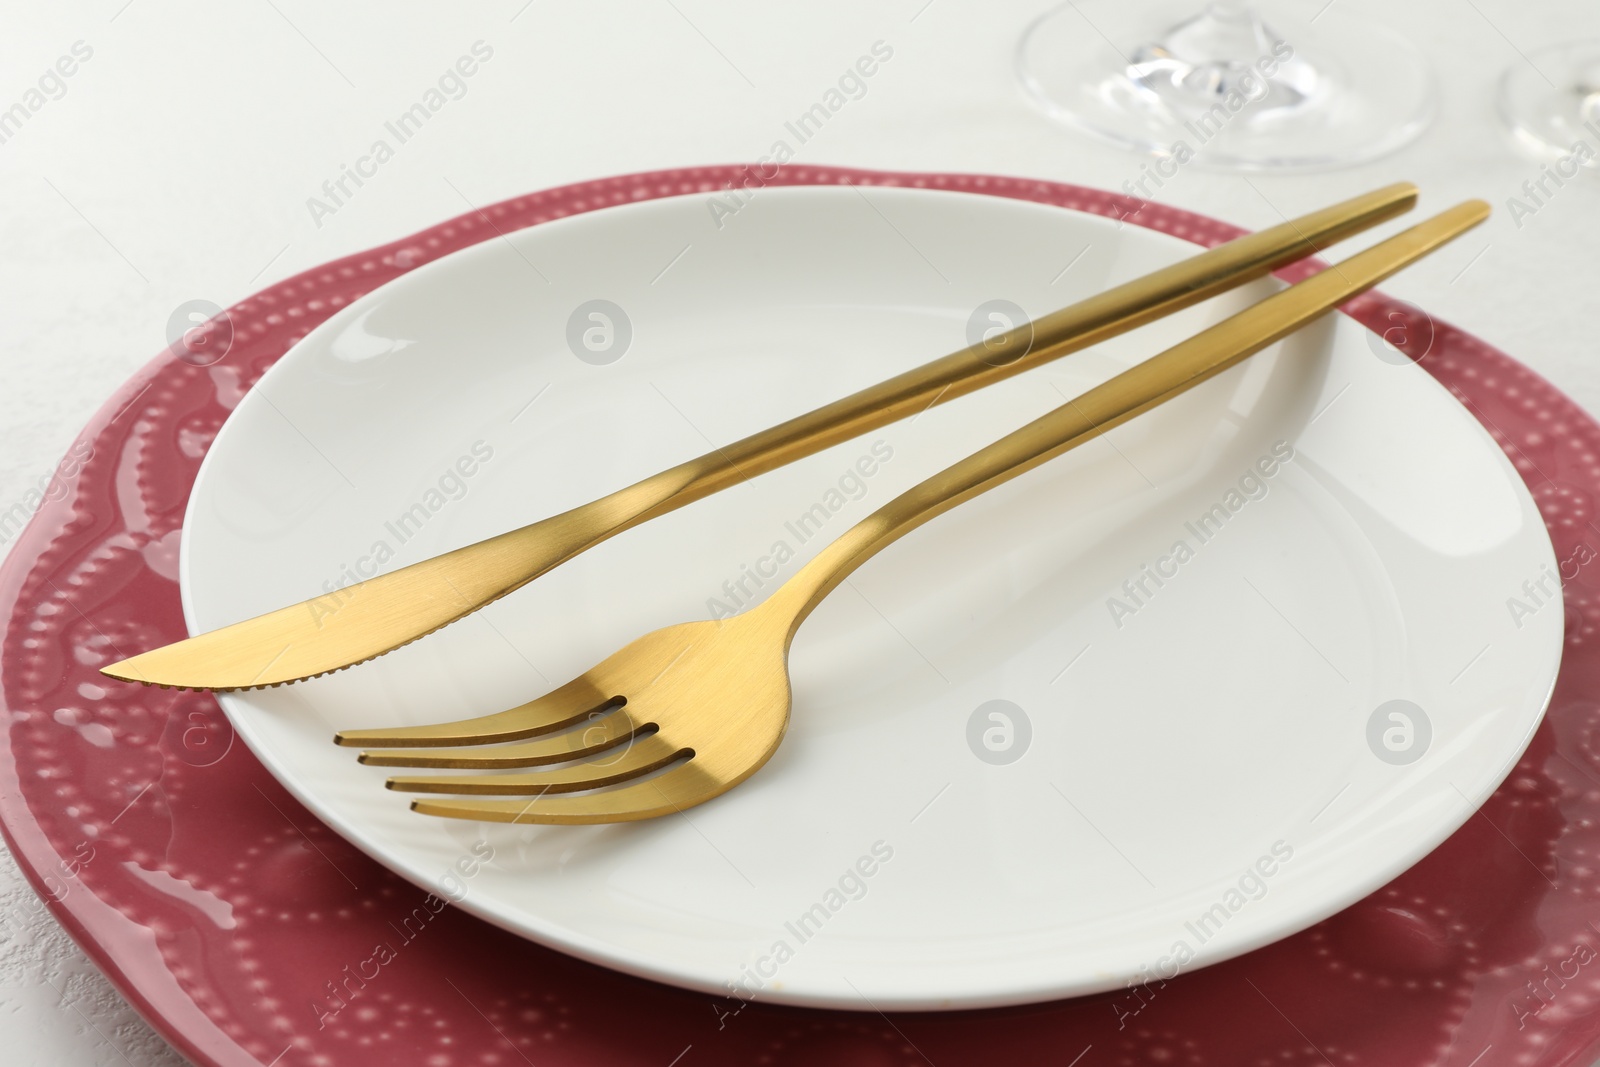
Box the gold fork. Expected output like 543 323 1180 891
337 200 1489 824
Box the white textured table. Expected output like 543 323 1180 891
2 0 1596 1062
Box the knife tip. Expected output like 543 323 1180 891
99 661 151 686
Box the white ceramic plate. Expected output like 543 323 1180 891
185 186 1562 1010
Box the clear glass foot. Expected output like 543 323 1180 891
1017 2 1435 171
1499 42 1600 167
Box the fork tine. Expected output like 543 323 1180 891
334 676 617 748
384 734 688 795
356 709 639 768
408 760 722 824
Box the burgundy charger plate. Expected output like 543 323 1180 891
3 166 1598 1067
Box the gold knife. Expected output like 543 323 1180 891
103 183 1418 690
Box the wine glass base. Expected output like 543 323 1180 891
1499 42 1600 167
1017 2 1435 172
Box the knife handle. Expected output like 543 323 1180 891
649 181 1418 515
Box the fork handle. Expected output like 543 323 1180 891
756 201 1490 641
634 183 1418 518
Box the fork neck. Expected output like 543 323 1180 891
749 398 1117 647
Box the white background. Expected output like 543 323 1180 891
0 0 1595 1062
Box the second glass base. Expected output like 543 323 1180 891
1500 42 1600 166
